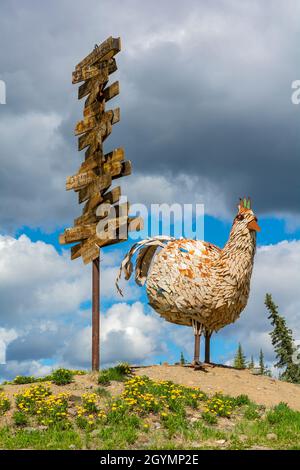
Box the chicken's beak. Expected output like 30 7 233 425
247 219 261 232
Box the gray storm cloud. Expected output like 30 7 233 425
0 0 299 232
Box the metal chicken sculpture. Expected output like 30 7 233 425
116 198 260 366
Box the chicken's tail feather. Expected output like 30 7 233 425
115 236 174 296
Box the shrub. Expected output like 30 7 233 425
244 404 260 420
51 369 73 385
0 392 10 414
203 393 233 418
96 387 111 398
13 411 28 426
75 416 89 429
266 402 294 425
13 375 36 385
202 411 217 425
233 394 251 406
14 383 70 426
98 363 131 385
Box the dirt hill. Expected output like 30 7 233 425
136 364 300 410
1 364 299 413
1 365 300 450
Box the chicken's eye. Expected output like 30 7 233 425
236 214 244 221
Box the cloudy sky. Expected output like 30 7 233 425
0 0 299 380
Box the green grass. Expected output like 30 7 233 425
0 375 300 450
1 369 86 386
98 363 131 385
50 369 73 386
0 426 82 450
96 387 111 398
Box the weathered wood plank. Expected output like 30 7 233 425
83 100 105 119
73 58 117 84
83 193 103 215
81 236 100 264
83 139 102 158
74 116 98 136
74 211 98 227
71 243 82 260
103 147 124 164
78 173 112 204
75 37 121 71
96 201 130 220
78 127 102 151
83 186 121 214
72 65 101 84
103 81 119 102
64 224 96 243
79 150 103 173
107 107 120 125
85 82 105 107
78 110 119 151
59 233 67 245
95 215 143 244
78 76 102 100
75 106 119 136
111 160 132 179
96 215 129 241
66 170 96 191
103 160 122 176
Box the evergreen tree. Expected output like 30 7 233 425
180 351 186 365
248 355 255 369
233 343 246 370
259 349 265 375
265 293 300 384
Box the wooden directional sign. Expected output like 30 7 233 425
59 37 143 371
59 36 143 263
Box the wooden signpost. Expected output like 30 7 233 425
60 37 142 370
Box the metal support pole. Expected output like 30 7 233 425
92 254 100 371
194 332 200 364
192 320 202 365
205 331 212 364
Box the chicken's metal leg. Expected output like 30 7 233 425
204 330 212 364
192 320 202 366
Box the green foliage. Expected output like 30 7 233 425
161 411 188 437
1 375 300 449
12 411 28 427
248 356 255 369
180 352 186 365
0 426 82 450
0 393 10 414
98 363 131 385
259 349 265 375
204 393 233 417
244 404 260 420
233 394 251 406
75 416 89 429
96 387 111 398
14 383 69 427
51 369 74 386
266 402 297 425
202 412 217 425
233 343 247 370
265 293 300 384
13 375 36 385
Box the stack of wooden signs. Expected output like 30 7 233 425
59 36 142 263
